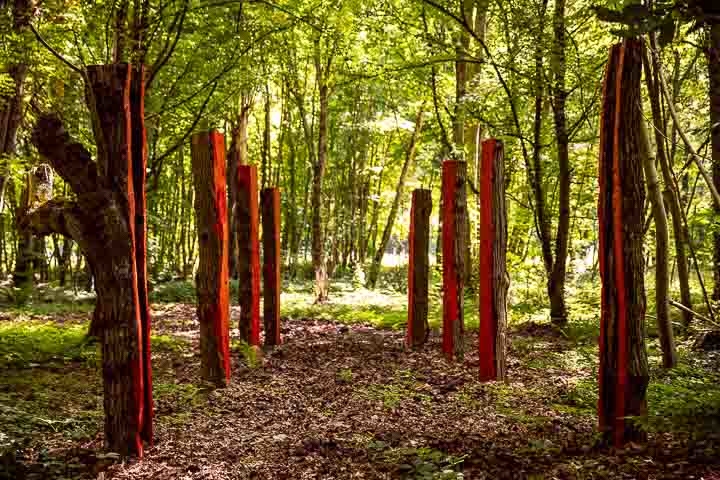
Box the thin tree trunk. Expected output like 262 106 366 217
639 106 676 368
366 108 425 288
312 69 330 302
549 0 570 326
642 41 694 327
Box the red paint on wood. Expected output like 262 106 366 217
120 63 144 457
611 43 629 448
130 66 153 445
237 165 261 346
262 187 282 346
407 195 416 347
597 51 613 435
212 131 231 380
478 139 497 381
442 161 459 359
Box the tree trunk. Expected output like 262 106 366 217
407 189 432 349
642 42 694 327
24 64 153 456
262 83 271 190
598 40 649 448
227 97 251 280
366 108 424 289
0 0 31 217
442 160 468 361
312 80 329 302
549 0 570 326
261 187 281 346
236 165 261 346
191 131 231 386
638 105 676 368
478 139 508 381
708 24 720 301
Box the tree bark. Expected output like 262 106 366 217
24 64 153 456
236 165 261 345
312 44 331 303
407 189 432 349
261 187 281 346
708 23 720 301
366 108 425 289
191 131 231 386
442 160 468 361
549 0 570 326
478 139 508 381
597 40 649 448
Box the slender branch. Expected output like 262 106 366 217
29 24 83 75
649 40 720 209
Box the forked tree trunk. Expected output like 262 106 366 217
478 139 508 381
24 64 153 456
261 187 281 346
236 165 261 345
597 40 649 448
407 189 432 349
442 160 468 361
192 131 231 386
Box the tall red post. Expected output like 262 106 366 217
237 165 261 346
261 187 281 346
441 160 468 360
130 66 153 442
191 131 231 385
478 139 509 381
407 189 432 348
597 39 649 448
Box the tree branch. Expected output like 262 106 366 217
31 114 99 196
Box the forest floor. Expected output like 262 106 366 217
1 284 720 479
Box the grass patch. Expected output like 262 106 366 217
0 322 97 369
367 441 466 479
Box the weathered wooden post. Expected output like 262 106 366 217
597 38 649 448
478 139 509 381
261 187 281 346
237 165 261 346
441 160 468 360
191 130 231 386
407 189 432 348
130 66 154 443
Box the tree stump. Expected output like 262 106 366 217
598 38 649 448
236 165 261 346
407 189 432 349
191 130 231 386
478 139 508 381
441 160 468 360
261 187 281 346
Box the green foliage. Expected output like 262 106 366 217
232 340 261 369
367 441 466 479
0 321 96 369
642 361 720 438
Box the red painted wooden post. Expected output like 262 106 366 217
130 66 153 443
261 187 281 346
478 139 509 381
237 165 261 346
191 130 231 385
597 39 648 448
441 160 467 360
407 189 432 348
